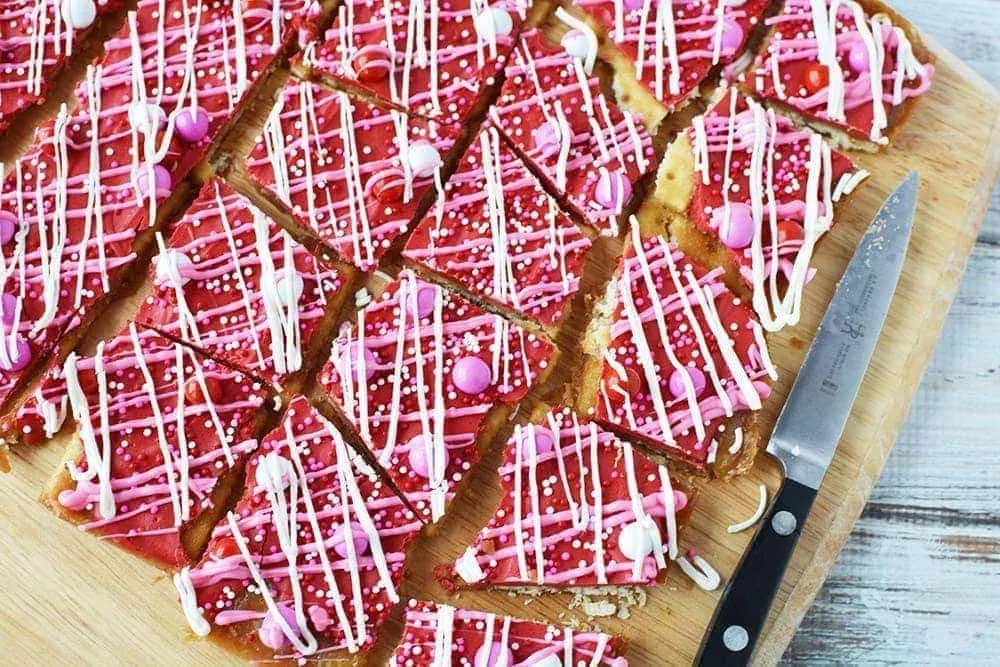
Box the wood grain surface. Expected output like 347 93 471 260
786 1 1000 663
0 2 997 666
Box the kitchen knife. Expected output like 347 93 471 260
696 172 920 666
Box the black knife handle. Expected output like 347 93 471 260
696 478 818 666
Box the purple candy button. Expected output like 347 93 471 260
720 17 745 52
713 203 756 249
517 426 555 458
474 642 515 667
668 366 707 398
592 171 632 210
175 107 210 144
0 336 31 372
137 164 172 199
0 211 17 245
1 293 17 325
847 41 870 74
333 521 370 558
258 604 301 650
413 285 437 319
406 435 432 478
452 356 492 395
342 344 377 382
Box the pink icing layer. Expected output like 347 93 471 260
443 406 692 588
593 232 773 469
577 0 771 110
20 325 267 566
135 179 346 385
302 0 528 125
318 269 556 524
403 124 591 328
491 28 655 235
748 0 934 142
391 599 630 666
183 396 422 660
245 79 458 271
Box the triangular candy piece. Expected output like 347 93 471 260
441 406 696 589
301 0 528 125
582 228 775 473
661 88 867 331
403 124 591 330
391 599 629 666
175 396 422 661
245 79 457 271
317 270 557 524
576 0 771 111
746 0 934 147
136 179 351 386
26 324 269 566
491 28 655 235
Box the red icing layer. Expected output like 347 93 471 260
577 0 771 110
304 0 528 125
135 179 346 385
318 270 555 524
0 0 311 410
392 599 629 666
491 28 655 236
22 325 267 566
403 125 591 328
446 406 691 588
686 88 863 330
748 0 934 144
245 79 457 271
179 396 422 660
593 231 773 469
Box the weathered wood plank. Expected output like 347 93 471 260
787 1 1000 659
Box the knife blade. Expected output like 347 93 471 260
697 171 920 666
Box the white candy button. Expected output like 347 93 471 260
618 521 655 561
274 272 305 307
407 142 442 178
155 249 194 287
475 7 513 40
528 654 563 667
62 0 97 30
255 452 295 492
128 101 166 135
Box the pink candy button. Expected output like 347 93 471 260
0 211 17 245
531 120 562 159
413 285 437 319
592 171 632 210
137 164 172 200
516 426 555 458
452 356 492 395
0 335 31 372
333 521 370 558
258 604 301 650
668 366 706 399
847 41 870 74
720 17 745 52
406 435 432 478
175 107 210 143
713 203 756 249
1 293 17 325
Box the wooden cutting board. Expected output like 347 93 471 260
1 23 998 667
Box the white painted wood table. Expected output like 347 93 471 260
785 1 1000 662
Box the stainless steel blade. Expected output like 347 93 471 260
767 172 920 489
